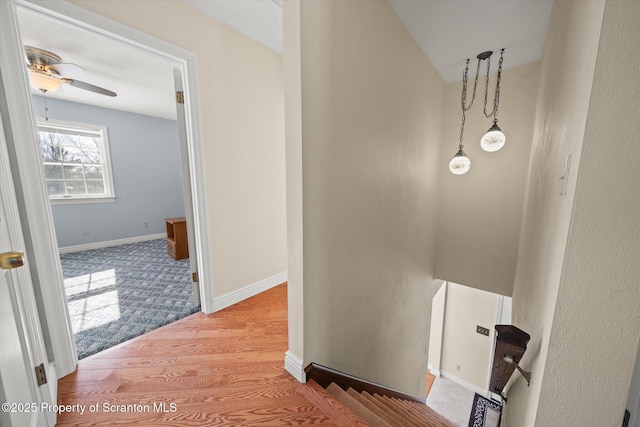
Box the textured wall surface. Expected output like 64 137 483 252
288 0 445 396
32 96 184 248
534 1 640 425
71 0 288 297
505 0 606 425
435 62 539 297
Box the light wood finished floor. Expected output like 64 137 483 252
56 284 337 426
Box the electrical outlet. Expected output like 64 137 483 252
456 364 461 371
476 325 490 336
143 222 149 229
81 228 90 236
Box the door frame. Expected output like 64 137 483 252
0 4 56 424
7 0 215 376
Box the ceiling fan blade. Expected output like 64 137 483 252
47 63 85 78
62 78 117 97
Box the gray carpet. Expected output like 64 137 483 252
60 238 200 359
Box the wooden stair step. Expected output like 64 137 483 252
392 397 456 427
298 379 369 426
378 394 424 427
361 390 412 426
327 383 392 427
347 388 399 426
391 398 436 424
381 395 426 426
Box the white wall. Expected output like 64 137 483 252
71 0 288 298
435 62 539 297
283 0 304 368
428 281 447 376
440 282 500 391
505 0 640 426
285 0 445 396
533 0 640 425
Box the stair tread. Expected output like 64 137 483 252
392 397 456 426
391 398 430 422
378 395 424 427
347 388 398 425
298 380 369 426
327 383 392 427
361 390 413 426
381 395 425 426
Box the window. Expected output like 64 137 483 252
37 120 115 204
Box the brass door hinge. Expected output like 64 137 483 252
192 272 199 283
35 363 47 386
176 91 184 104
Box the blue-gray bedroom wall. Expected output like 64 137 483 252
32 96 185 248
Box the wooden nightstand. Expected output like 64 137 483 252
165 217 189 260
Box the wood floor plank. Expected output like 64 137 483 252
56 284 337 426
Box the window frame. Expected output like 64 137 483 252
36 118 116 205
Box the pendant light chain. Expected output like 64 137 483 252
460 57 483 148
459 59 470 149
450 48 506 175
464 58 482 113
483 48 504 120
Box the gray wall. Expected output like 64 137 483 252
285 0 445 396
32 96 185 248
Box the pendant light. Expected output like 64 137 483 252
480 49 506 152
449 54 484 175
449 49 507 175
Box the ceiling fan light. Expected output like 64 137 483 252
28 71 62 93
481 122 506 152
449 149 471 175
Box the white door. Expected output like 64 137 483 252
173 68 200 307
0 114 53 426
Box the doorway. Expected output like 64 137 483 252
427 281 512 425
7 0 213 373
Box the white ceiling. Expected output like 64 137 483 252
389 0 554 83
15 0 553 120
17 5 178 120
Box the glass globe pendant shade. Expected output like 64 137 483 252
481 122 506 152
28 71 62 93
449 148 471 175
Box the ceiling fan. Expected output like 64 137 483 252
25 46 117 97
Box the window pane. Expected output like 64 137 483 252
38 122 112 201
63 147 100 164
39 137 64 162
63 165 84 179
65 181 87 195
84 165 103 180
78 136 100 150
86 180 105 195
46 180 65 196
44 164 63 179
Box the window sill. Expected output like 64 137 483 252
50 196 116 206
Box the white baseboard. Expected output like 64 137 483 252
440 370 488 396
431 368 441 378
212 272 287 312
284 350 306 383
58 233 165 254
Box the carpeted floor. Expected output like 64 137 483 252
60 238 200 359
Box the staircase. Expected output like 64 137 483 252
327 381 456 426
300 379 456 426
